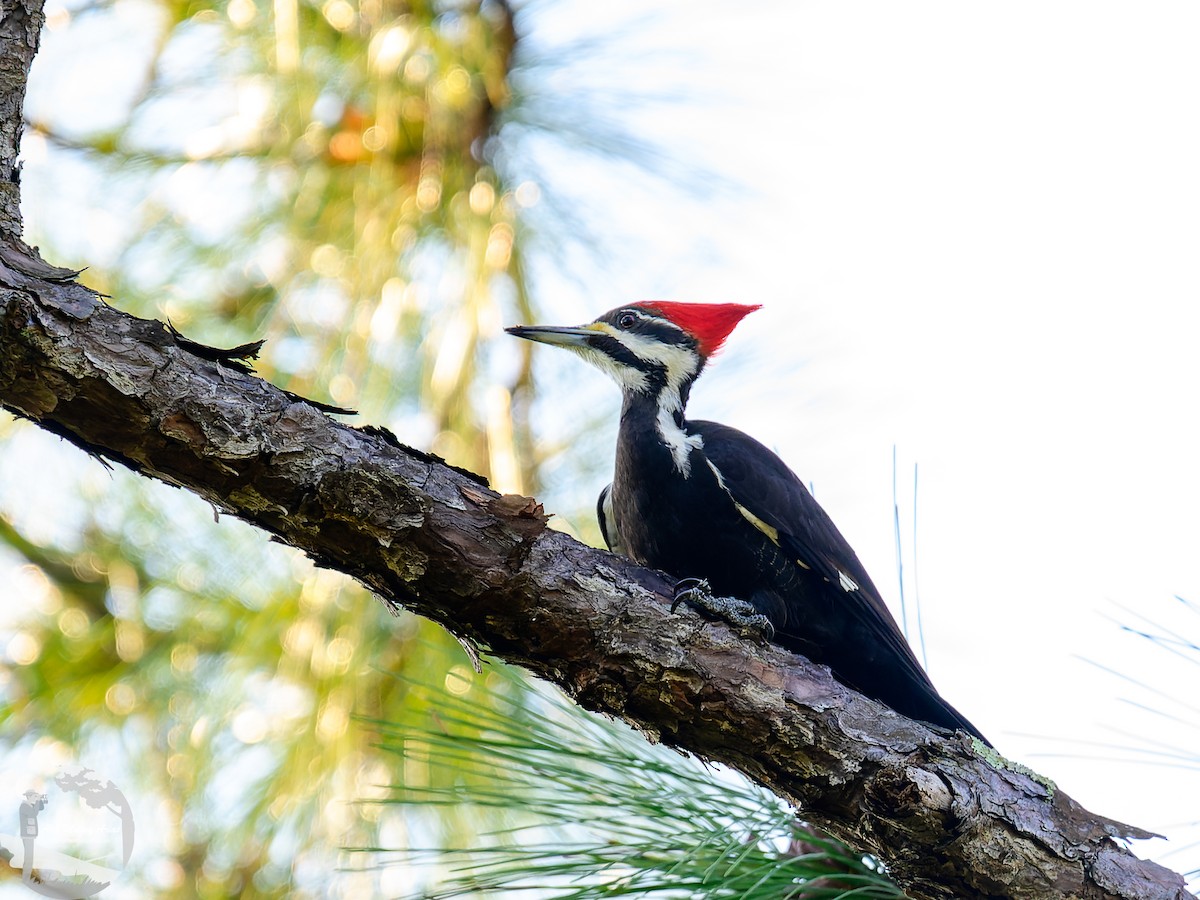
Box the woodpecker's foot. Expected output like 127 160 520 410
670 578 774 642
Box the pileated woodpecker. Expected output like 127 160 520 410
507 302 987 744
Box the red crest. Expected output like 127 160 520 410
632 301 761 358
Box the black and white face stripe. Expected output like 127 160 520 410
505 305 709 474
580 331 667 394
507 306 702 394
608 307 692 346
575 308 709 475
586 306 702 398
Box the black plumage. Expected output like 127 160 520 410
508 302 987 745
617 413 986 742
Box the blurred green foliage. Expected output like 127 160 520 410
1 0 901 897
378 669 903 899
4 0 551 895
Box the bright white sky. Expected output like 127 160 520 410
525 0 1200 880
13 0 1200 888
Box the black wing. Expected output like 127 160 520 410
692 420 895 633
691 420 987 743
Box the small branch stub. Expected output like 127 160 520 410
0 280 1189 900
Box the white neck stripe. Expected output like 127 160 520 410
655 396 704 475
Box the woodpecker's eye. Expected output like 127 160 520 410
617 312 637 330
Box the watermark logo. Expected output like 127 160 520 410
0 765 134 898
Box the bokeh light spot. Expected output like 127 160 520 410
416 178 441 212
115 619 145 662
316 700 349 741
233 706 269 744
58 607 89 639
328 374 356 405
514 181 541 208
321 0 355 31
444 665 473 696
468 181 495 215
485 222 513 269
8 631 41 665
370 23 411 73
310 243 344 278
326 634 355 668
171 642 198 673
105 683 137 716
227 0 256 28
361 124 387 152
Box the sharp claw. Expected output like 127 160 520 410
670 577 709 614
669 577 774 643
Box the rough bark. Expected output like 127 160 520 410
0 281 1192 900
0 0 42 237
0 2 1191 898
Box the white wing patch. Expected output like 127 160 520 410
707 460 781 545
705 458 728 488
709 461 859 592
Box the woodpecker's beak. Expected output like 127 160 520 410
505 324 596 348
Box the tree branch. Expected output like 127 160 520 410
0 279 1190 900
0 2 1190 896
0 0 43 236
